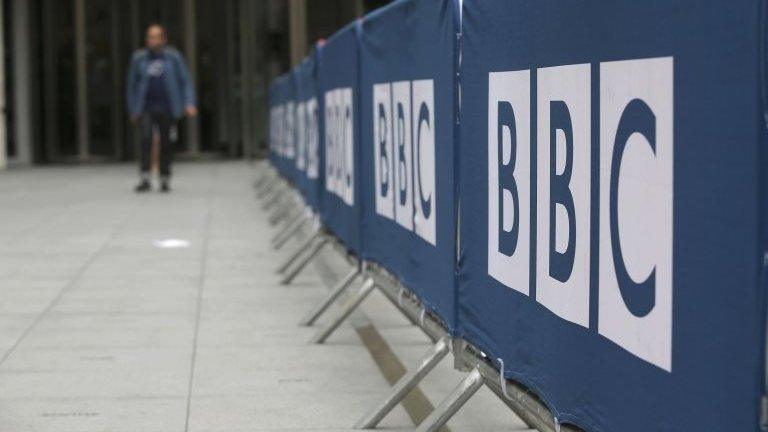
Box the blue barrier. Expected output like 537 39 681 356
317 22 363 253
458 0 767 431
267 80 280 171
293 52 323 211
269 0 768 430
269 72 296 182
359 0 460 331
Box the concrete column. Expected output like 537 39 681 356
252 2 268 157
239 0 253 158
110 0 125 160
0 0 6 169
11 0 32 165
289 0 308 67
129 0 141 161
183 0 200 154
74 0 89 161
42 0 59 162
225 0 239 155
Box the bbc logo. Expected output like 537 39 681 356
488 57 673 371
325 87 355 205
295 97 320 180
373 80 436 246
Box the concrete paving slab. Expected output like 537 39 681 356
0 162 530 432
0 396 187 432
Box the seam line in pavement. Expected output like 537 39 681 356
0 195 149 367
183 165 216 432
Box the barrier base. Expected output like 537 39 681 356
257 175 282 202
255 172 278 199
271 211 308 249
253 162 274 190
310 277 376 344
355 337 451 429
414 368 484 432
268 195 295 226
275 228 321 274
300 265 361 326
280 236 329 285
261 182 287 210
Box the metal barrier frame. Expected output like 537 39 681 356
257 163 582 432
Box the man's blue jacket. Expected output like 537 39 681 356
126 46 196 119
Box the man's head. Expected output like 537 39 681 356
145 24 167 52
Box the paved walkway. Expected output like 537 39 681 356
0 162 528 432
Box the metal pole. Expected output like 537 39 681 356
414 368 484 432
299 266 360 326
74 0 89 162
183 0 200 155
356 337 451 429
280 236 329 285
310 278 376 344
275 228 320 274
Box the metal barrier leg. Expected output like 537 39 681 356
256 175 279 200
273 216 310 251
271 211 308 249
254 165 272 189
262 188 281 211
275 228 321 274
299 266 360 326
269 198 295 226
280 236 329 285
270 209 301 243
355 337 451 429
255 170 272 192
414 368 484 432
310 278 376 344
262 183 287 210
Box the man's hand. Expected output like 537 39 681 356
185 106 198 118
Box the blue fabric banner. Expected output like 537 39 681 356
293 52 324 211
268 80 282 172
317 22 363 253
359 0 459 330
458 1 767 431
268 72 296 181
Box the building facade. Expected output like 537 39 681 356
1 0 385 167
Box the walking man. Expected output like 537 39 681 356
127 24 197 193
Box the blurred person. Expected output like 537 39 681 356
126 24 197 193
